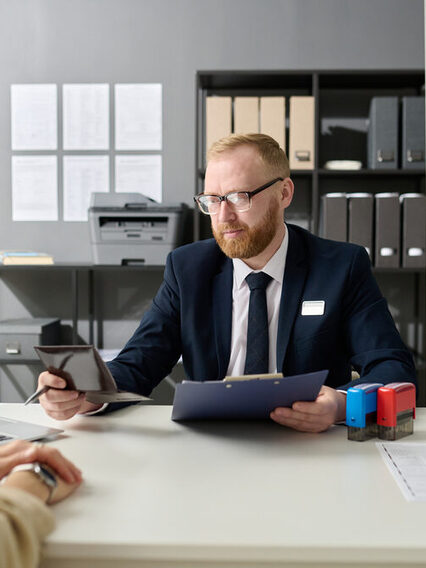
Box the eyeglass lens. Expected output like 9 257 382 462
199 193 250 214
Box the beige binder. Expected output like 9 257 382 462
259 97 286 150
205 96 232 156
289 96 315 170
233 97 259 134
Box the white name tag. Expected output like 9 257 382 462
301 300 325 316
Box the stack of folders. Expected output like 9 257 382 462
0 251 54 265
320 193 426 268
368 96 425 170
205 95 315 168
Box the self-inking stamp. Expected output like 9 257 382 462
377 382 416 441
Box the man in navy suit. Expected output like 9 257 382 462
38 134 416 432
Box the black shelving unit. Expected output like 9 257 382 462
195 69 425 402
195 69 425 237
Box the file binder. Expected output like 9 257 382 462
171 370 328 421
259 96 285 150
347 193 374 259
289 96 315 170
233 97 259 134
400 193 426 268
205 96 232 156
374 193 400 268
319 193 347 242
402 96 425 170
367 97 399 169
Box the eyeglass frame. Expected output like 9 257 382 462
193 177 284 215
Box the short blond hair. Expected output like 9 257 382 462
207 133 290 178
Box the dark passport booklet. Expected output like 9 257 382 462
34 345 150 404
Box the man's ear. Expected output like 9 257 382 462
281 177 294 209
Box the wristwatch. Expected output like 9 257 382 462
10 462 58 503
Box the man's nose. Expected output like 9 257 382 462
217 200 237 223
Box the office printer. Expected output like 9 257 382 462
89 193 188 265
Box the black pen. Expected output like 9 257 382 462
24 385 50 406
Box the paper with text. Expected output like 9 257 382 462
63 155 109 221
377 442 426 501
115 84 162 150
63 84 109 150
11 84 57 150
115 154 162 201
12 156 58 221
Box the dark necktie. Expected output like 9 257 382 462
244 272 272 375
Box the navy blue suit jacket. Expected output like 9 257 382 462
107 224 416 398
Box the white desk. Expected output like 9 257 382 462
1 404 426 568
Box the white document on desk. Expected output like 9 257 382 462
377 442 426 501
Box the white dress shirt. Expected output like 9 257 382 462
226 226 289 376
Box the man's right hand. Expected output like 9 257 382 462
37 371 102 420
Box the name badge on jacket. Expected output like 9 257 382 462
301 300 325 316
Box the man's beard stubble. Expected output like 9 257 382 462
212 199 281 260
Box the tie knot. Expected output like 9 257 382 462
245 272 272 291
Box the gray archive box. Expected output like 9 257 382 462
400 193 426 268
367 97 399 169
0 318 61 361
374 193 400 268
319 193 347 242
402 97 425 170
347 193 374 259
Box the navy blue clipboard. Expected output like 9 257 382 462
171 369 329 421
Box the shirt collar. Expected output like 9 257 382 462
232 224 289 290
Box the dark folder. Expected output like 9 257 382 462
319 193 347 242
374 193 400 268
400 193 426 268
171 370 328 421
402 96 425 170
347 193 374 260
368 97 399 169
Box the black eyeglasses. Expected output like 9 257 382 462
194 177 283 215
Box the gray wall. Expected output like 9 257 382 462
0 0 424 401
0 0 424 260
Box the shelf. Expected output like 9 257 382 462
197 169 315 180
289 170 316 177
198 69 425 92
198 70 314 92
198 168 424 182
318 69 425 90
318 169 425 176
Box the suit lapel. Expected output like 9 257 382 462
276 225 308 372
212 258 233 379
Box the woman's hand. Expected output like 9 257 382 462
0 439 82 482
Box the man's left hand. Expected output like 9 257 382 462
270 386 346 433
